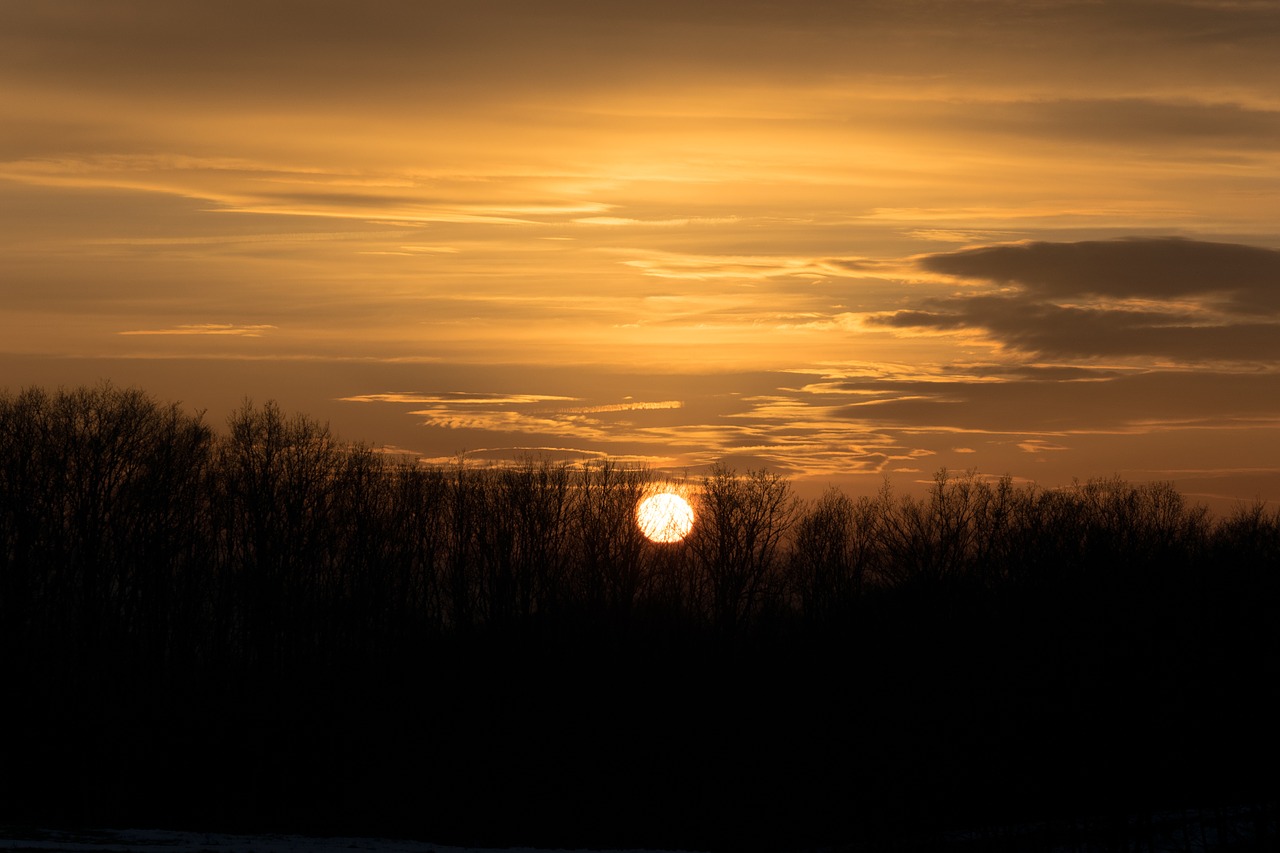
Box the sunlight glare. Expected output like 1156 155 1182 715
636 492 695 543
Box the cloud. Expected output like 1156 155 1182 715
1017 439 1071 454
867 238 1280 362
118 323 276 337
340 392 577 405
575 216 740 227
816 370 1280 435
332 377 926 478
884 98 1280 152
557 400 684 414
920 238 1280 312
618 249 832 282
9 1 1280 110
872 298 1280 361
454 364 1253 481
908 229 1022 244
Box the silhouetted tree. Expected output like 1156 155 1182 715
212 400 357 668
872 469 1020 590
0 383 212 676
688 465 798 633
381 460 450 635
787 487 881 626
568 460 649 625
485 458 573 628
2 383 1276 853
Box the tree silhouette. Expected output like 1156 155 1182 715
0 383 1274 852
569 460 649 625
688 465 798 634
787 486 880 626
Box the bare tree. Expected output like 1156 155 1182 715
569 460 649 624
688 465 799 633
212 399 348 668
485 457 574 628
441 456 486 631
0 383 212 673
787 487 882 624
874 469 1027 590
383 459 450 633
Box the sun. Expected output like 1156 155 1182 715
636 492 695 543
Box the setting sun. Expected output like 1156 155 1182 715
636 492 694 543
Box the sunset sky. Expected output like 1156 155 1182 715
4 0 1280 507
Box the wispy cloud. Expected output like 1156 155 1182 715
907 229 1023 244
340 392 577 405
574 216 741 227
557 400 684 414
1017 439 1071 454
118 323 276 337
617 249 832 282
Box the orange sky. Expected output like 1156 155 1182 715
4 0 1280 508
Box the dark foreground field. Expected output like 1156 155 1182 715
1 385 1277 851
1 804 1276 852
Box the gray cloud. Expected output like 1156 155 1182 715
917 98 1280 151
6 1 1280 110
875 298 1280 361
823 370 1280 434
921 238 1280 311
953 364 1126 381
876 238 1280 361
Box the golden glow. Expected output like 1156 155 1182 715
636 493 694 543
4 3 1280 508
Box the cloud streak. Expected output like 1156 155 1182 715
341 392 577 405
332 365 1280 487
118 324 276 337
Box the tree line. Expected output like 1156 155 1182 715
1 383 1276 851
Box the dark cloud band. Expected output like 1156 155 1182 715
878 238 1280 361
920 237 1280 311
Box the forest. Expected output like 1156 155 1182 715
1 383 1276 851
